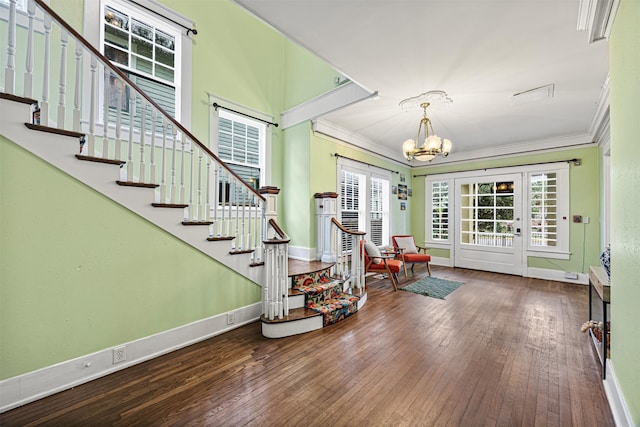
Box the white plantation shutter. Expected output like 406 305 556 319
530 172 558 247
370 177 389 246
339 160 391 250
431 181 449 241
217 113 263 193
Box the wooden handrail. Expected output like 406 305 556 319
33 0 265 202
331 217 366 236
267 218 289 241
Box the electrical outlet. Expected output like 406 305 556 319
227 311 236 325
584 216 590 224
112 346 127 364
564 272 579 280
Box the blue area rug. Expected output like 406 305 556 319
400 276 464 300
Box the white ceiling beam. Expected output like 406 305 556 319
281 81 377 129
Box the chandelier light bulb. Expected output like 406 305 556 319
442 139 452 154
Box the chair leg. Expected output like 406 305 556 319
390 272 398 291
402 258 408 277
427 262 432 276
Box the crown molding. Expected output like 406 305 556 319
312 118 408 166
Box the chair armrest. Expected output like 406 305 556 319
416 245 429 253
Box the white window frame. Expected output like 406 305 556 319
337 158 392 247
525 164 570 257
424 162 570 259
217 109 265 190
82 0 193 129
208 94 274 187
425 178 453 247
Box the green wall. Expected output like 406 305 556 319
610 0 640 422
309 130 412 249
0 136 261 378
408 147 602 272
0 0 345 380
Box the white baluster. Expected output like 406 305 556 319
205 158 211 223
24 0 36 98
234 180 239 246
197 149 204 221
150 109 157 184
170 125 178 204
160 117 168 203
114 80 122 160
85 56 97 156
4 0 16 95
139 100 147 183
179 136 186 204
127 91 135 181
212 163 219 236
57 30 68 129
188 144 195 219
101 71 109 158
72 42 82 132
40 14 52 126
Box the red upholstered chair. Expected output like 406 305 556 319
391 235 432 277
360 240 403 291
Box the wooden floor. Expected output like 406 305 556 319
1 266 614 426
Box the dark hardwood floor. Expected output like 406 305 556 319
1 266 614 426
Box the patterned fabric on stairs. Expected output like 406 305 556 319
292 268 360 327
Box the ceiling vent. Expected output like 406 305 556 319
511 84 555 106
577 0 620 43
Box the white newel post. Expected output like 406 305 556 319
315 192 339 262
259 187 280 240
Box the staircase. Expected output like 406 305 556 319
261 261 367 338
1 0 368 339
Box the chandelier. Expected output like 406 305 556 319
401 102 452 162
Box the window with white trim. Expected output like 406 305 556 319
430 180 450 241
102 0 181 120
0 0 26 11
529 172 561 248
217 110 265 192
339 160 391 249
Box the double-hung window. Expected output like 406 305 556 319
101 0 181 120
217 110 264 192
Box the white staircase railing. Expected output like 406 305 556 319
2 0 268 263
262 219 289 320
330 217 365 291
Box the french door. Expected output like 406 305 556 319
454 173 523 275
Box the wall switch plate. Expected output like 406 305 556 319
584 216 590 224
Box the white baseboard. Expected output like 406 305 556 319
0 303 262 413
603 361 635 427
526 267 589 284
288 245 316 261
430 256 453 267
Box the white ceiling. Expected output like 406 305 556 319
233 0 610 165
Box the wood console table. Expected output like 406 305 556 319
588 266 610 379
